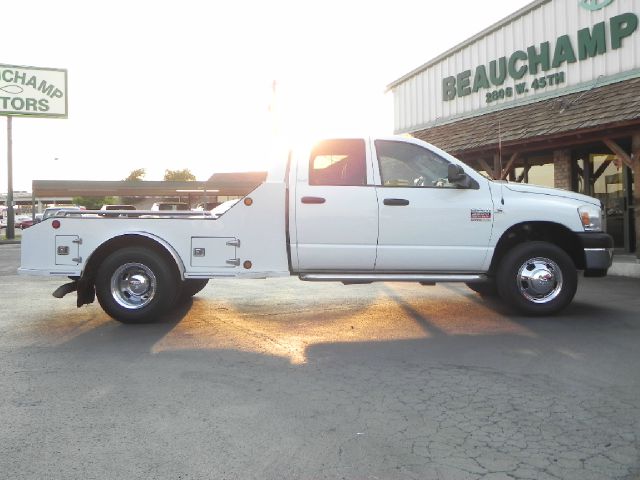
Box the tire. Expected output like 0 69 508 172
177 279 209 303
95 247 179 323
496 241 577 316
466 281 498 297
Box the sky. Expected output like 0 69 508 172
0 0 533 192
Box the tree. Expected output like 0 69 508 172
121 168 146 205
72 196 116 210
123 168 146 181
164 169 196 181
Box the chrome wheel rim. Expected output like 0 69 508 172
516 257 563 304
110 263 157 310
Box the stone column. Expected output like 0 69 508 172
553 149 572 191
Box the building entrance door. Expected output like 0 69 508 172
574 152 635 252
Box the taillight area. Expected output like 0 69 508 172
52 220 61 229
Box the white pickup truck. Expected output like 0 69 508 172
19 136 613 322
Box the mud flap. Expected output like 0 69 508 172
51 278 95 307
76 277 96 307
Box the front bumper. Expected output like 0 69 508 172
577 233 614 276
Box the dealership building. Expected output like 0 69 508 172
388 0 639 254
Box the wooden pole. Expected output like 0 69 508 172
632 133 640 258
500 152 519 180
476 158 495 178
493 153 501 181
603 138 633 169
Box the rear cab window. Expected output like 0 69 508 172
309 139 367 186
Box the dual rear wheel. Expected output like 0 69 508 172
95 247 208 324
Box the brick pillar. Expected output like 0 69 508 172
553 149 572 190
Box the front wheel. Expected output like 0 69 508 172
496 241 577 316
95 247 179 323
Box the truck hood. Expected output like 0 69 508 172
502 183 600 206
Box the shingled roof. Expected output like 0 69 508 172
413 77 640 155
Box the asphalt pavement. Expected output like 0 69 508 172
1 244 639 480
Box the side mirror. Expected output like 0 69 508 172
447 164 478 189
448 164 465 182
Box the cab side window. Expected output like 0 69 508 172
375 140 454 188
309 139 367 186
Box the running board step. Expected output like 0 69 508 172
299 273 488 284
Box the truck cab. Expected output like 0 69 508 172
290 137 493 273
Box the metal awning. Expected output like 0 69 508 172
412 78 640 158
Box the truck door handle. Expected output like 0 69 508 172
301 196 326 204
383 198 410 206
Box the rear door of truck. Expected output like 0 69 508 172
294 138 379 271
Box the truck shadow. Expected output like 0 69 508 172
27 276 635 368
21 298 192 355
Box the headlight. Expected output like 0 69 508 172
578 204 602 232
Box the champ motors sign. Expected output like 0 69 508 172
0 64 67 118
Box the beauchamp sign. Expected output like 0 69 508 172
442 12 637 104
0 64 67 118
389 0 640 133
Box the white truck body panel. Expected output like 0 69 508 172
294 184 379 271
20 182 290 279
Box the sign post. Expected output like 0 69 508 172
0 64 67 239
6 116 13 239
